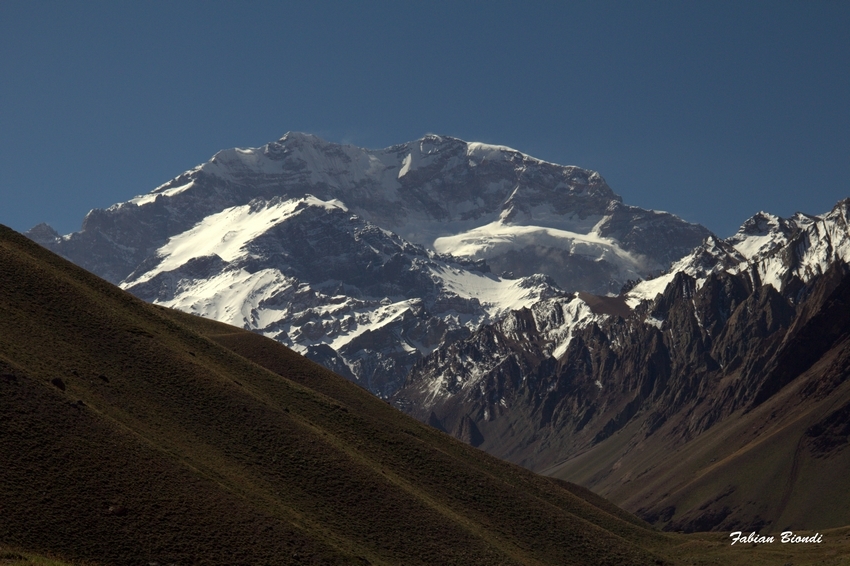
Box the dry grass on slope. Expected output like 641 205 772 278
0 223 671 566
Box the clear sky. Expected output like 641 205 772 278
1 1 848 238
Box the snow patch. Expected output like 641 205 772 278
130 180 196 206
398 153 412 178
434 221 646 271
124 195 345 286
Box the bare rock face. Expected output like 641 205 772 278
453 415 485 447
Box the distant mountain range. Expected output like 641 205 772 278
24 133 850 535
27 132 708 396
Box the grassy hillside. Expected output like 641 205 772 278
0 222 677 565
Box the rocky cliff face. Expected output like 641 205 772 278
393 199 850 531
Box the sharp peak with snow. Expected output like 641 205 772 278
625 198 850 308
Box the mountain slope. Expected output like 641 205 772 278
393 199 850 532
547 261 850 532
1 223 676 565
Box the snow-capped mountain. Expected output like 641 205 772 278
393 198 850 531
31 132 709 292
625 202 846 306
27 133 709 395
23 130 850 531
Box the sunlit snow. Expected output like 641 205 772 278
130 180 196 206
128 195 346 286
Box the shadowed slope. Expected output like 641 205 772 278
547 322 850 533
0 223 670 565
545 262 850 533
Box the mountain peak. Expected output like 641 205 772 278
277 131 326 144
825 197 850 224
727 209 813 261
23 222 60 245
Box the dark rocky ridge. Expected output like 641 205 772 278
393 200 850 532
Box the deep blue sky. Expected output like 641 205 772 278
2 1 848 238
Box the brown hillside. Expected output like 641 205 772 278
0 223 673 565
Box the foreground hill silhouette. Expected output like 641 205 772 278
4 224 850 565
1 223 675 565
